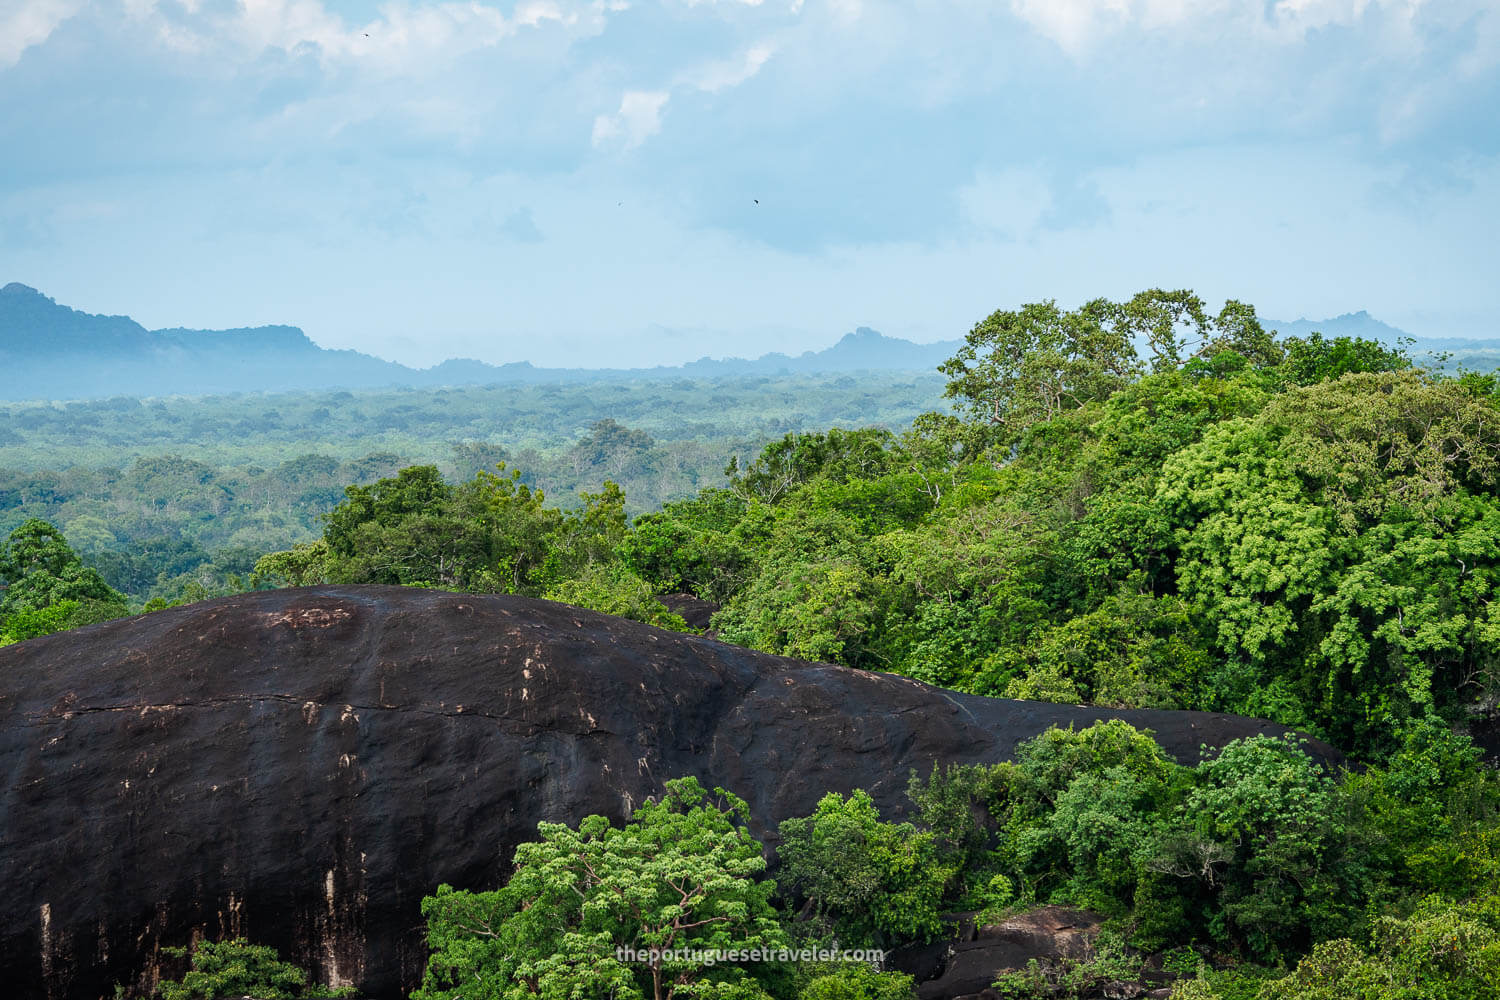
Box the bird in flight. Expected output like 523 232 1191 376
753 199 759 205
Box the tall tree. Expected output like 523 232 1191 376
939 298 1140 435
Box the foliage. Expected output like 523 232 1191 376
155 938 352 1000
544 562 691 630
0 372 948 604
1256 896 1500 1000
725 428 898 504
413 777 786 1000
798 964 915 1000
1278 332 1410 386
1159 371 1500 752
1341 718 1500 901
617 316 1500 762
776 790 955 947
1167 968 1278 1000
0 600 80 644
939 297 1140 434
1176 736 1353 961
0 517 127 642
905 762 1009 876
999 722 1190 918
989 927 1144 999
894 722 1446 965
620 489 752 602
251 540 330 588
14 288 1500 991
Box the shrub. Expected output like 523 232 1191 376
155 938 351 1000
777 790 955 947
414 777 785 1000
799 963 915 1000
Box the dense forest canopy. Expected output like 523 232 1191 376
6 288 1500 999
9 288 1495 755
0 372 945 604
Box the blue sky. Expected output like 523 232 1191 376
1 0 1497 368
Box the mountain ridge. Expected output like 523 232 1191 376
6 282 1491 402
1259 310 1413 343
0 283 961 400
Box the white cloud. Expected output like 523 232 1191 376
1006 0 1449 53
686 42 775 92
1007 0 1129 53
591 89 671 148
86 0 623 72
231 0 523 66
236 0 348 53
825 0 861 22
592 39 774 152
0 0 82 68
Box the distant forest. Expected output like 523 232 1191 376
0 372 947 604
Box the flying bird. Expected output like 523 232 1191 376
753 199 759 204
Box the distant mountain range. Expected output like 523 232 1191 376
1260 311 1411 343
1260 311 1499 367
2 283 1491 403
0 283 962 401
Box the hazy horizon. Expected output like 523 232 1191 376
4 280 1451 375
2 1 1497 368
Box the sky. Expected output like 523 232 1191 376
1 0 1497 368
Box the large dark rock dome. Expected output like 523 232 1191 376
0 586 1337 999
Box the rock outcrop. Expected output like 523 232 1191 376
912 907 1104 1000
0 586 1338 999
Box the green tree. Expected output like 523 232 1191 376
1159 372 1500 751
538 481 632 586
997 722 1189 916
544 562 691 630
1258 897 1500 1000
250 539 331 588
799 964 915 1000
725 428 897 505
414 777 786 1000
1277 331 1410 386
939 298 1139 434
1202 300 1283 369
1175 736 1352 961
621 488 752 602
777 790 955 947
309 464 565 595
1113 288 1210 373
0 518 127 639
156 938 351 999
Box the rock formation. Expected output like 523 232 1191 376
0 586 1338 999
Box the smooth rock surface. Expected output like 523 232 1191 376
915 907 1104 1000
0 586 1338 999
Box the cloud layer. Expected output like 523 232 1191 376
1 0 1496 364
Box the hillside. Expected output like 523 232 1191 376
0 283 959 400
1262 310 1413 343
1264 309 1499 368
